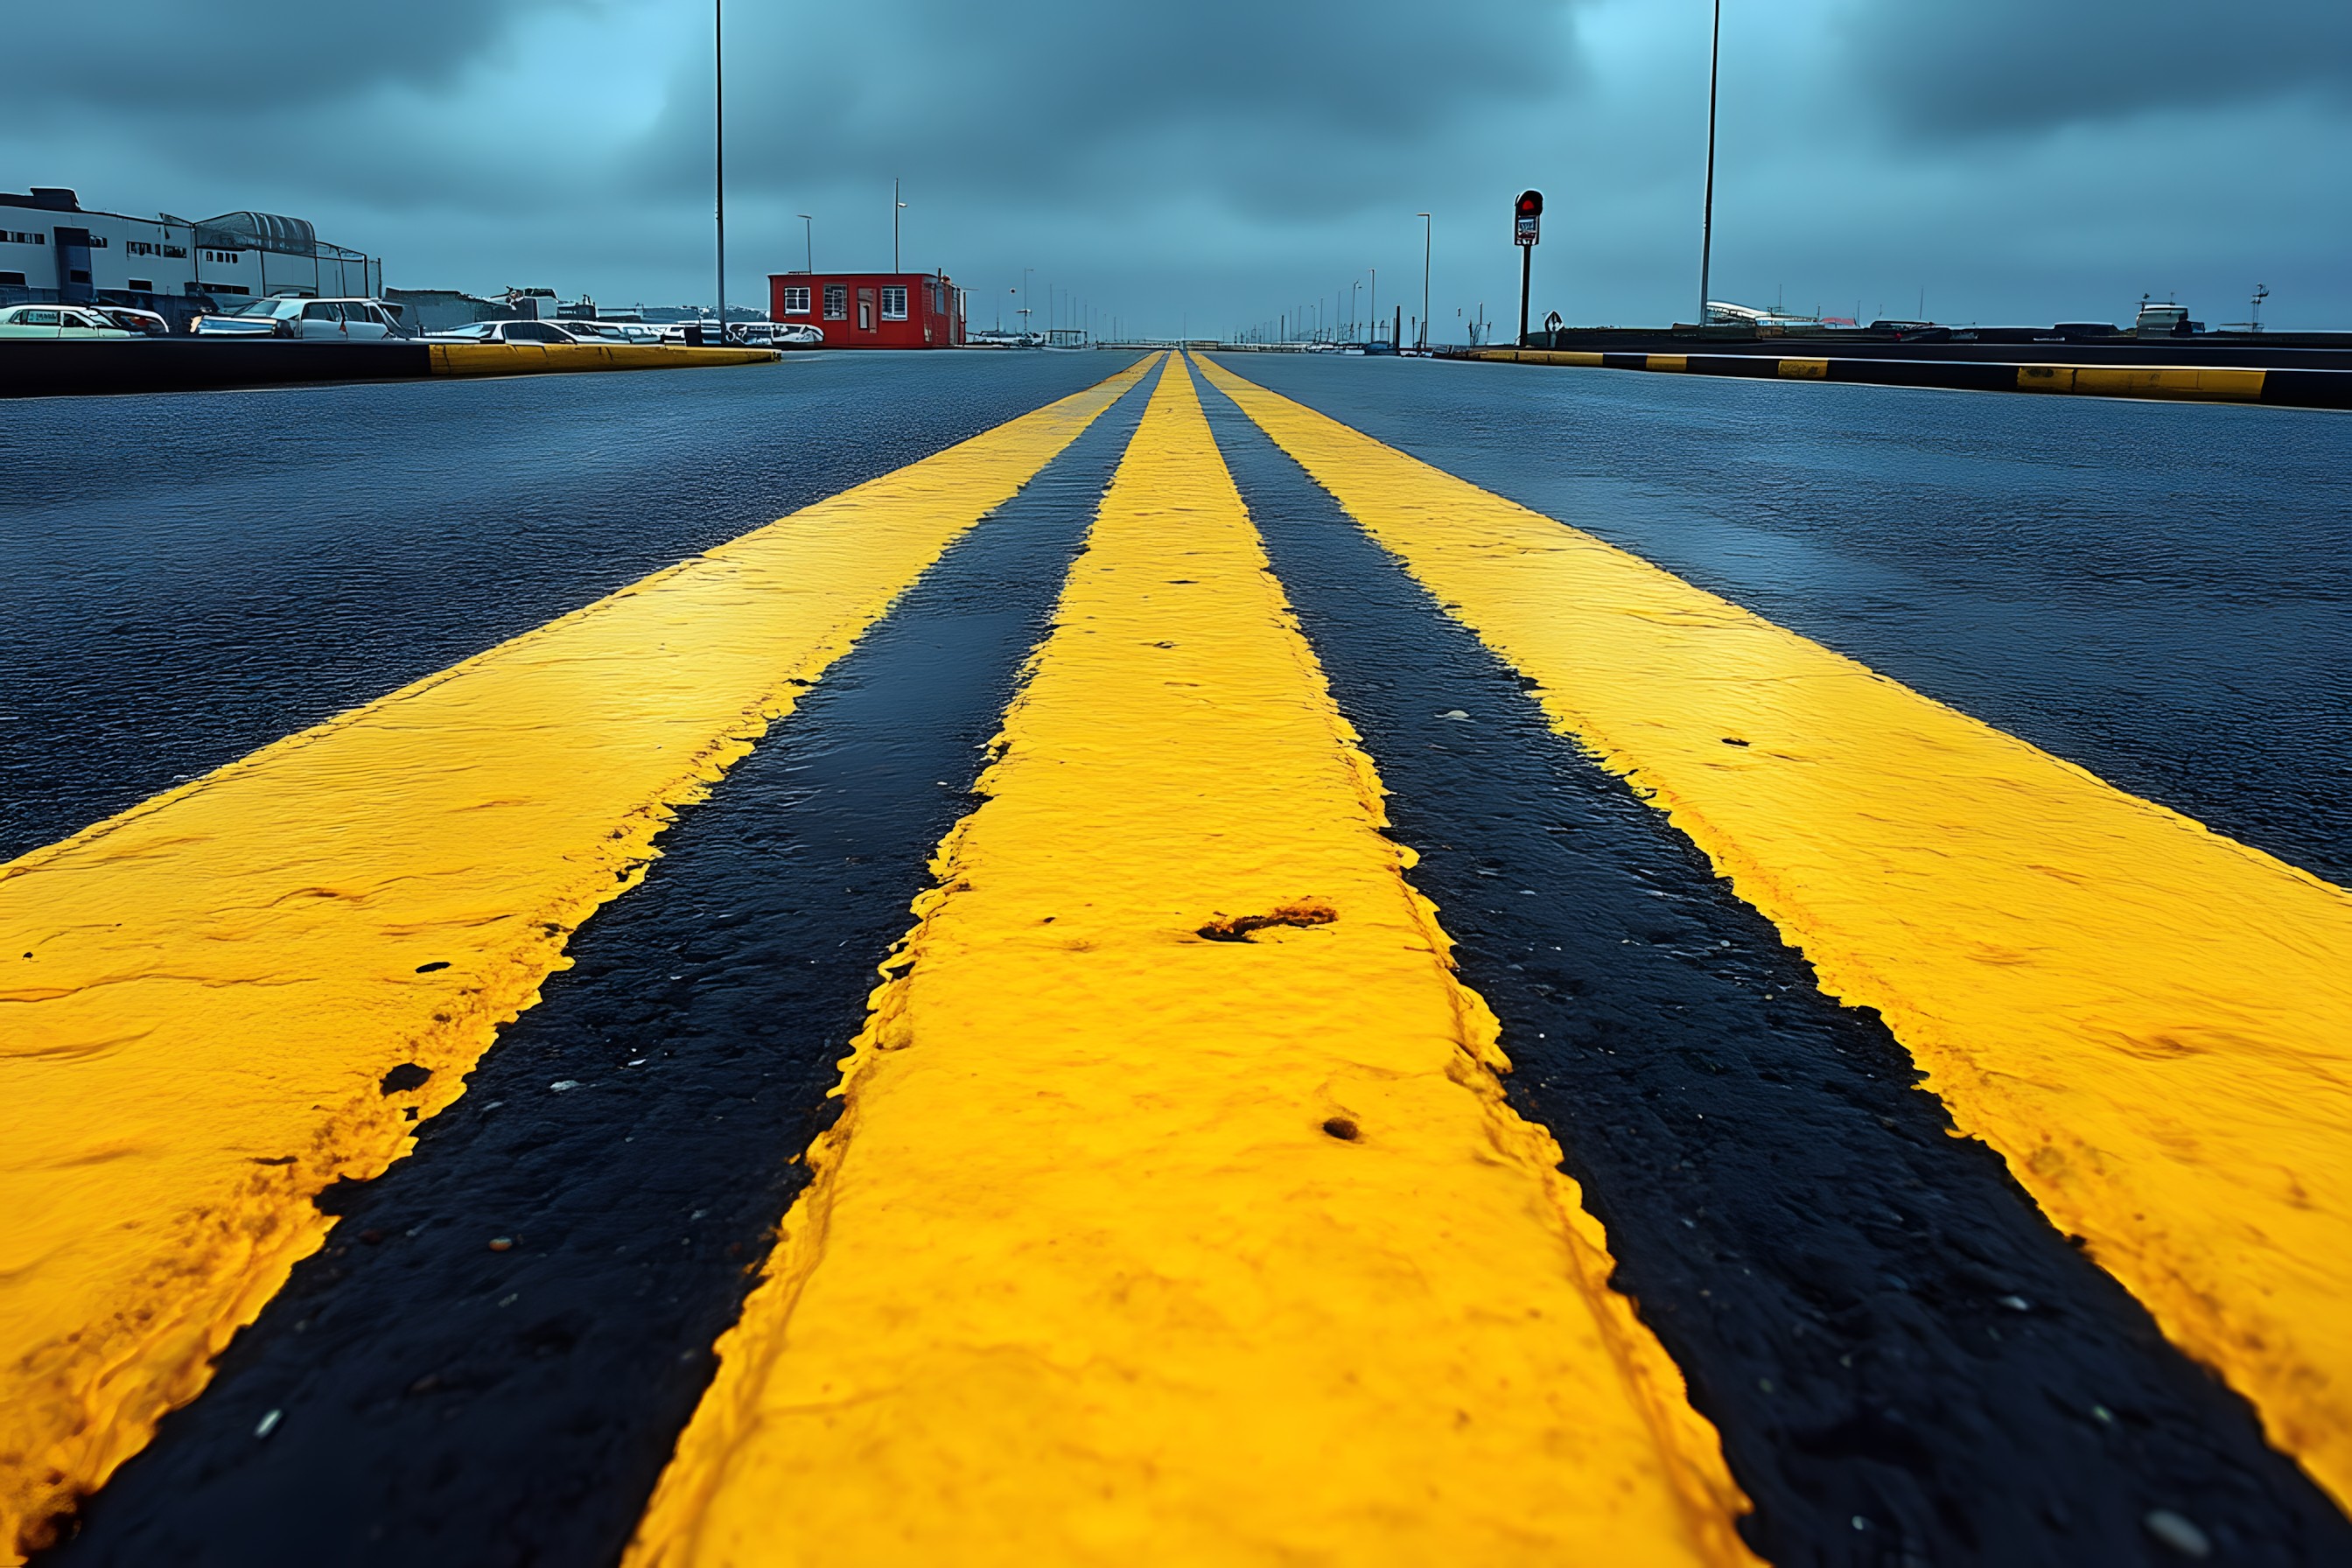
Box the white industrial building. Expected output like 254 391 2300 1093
0 187 382 329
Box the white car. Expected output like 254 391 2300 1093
424 319 594 345
748 321 823 347
560 320 662 344
191 297 409 340
0 304 134 340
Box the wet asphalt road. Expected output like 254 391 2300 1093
46 376 1158 1568
10 354 2350 1565
1228 354 2352 889
0 352 1139 862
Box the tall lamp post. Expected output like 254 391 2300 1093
1368 268 1376 344
1416 212 1432 349
1699 0 1722 326
893 178 907 271
795 213 814 274
1024 268 1033 343
713 0 725 339
1351 278 1362 341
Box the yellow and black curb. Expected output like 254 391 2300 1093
424 342 778 377
0 339 780 399
1465 345 2347 409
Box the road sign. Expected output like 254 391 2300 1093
1515 189 1543 247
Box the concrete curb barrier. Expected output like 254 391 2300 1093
0 340 780 399
1462 346 2349 410
425 343 780 377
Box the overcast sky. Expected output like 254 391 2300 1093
10 0 2348 336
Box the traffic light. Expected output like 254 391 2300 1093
1516 190 1544 218
1515 190 1543 248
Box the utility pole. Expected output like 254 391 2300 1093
893 178 906 272
713 0 725 340
1369 268 1376 342
1417 213 1432 348
1699 0 1721 326
795 213 814 274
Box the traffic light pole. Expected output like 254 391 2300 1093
1518 244 1532 347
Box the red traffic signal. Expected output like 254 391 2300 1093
1516 190 1544 216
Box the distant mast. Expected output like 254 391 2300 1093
714 0 726 339
1698 0 1721 327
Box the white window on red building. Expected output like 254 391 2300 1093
780 285 811 316
880 285 908 321
823 284 848 319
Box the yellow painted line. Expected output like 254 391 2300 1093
426 342 779 375
1645 353 1690 372
1197 351 2352 1512
2015 363 2266 402
1775 358 1829 380
0 354 1158 1560
624 355 1757 1568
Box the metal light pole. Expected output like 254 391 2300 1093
1024 268 1033 343
1699 0 1721 326
1351 279 1362 340
1368 268 1376 343
893 179 906 272
796 213 813 273
1417 213 1432 349
713 0 725 340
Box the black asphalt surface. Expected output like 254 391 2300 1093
11 354 2349 1565
1216 353 2352 889
1202 381 2352 1567
40 374 1154 1568
0 351 1141 863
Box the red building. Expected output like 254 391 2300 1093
767 270 963 348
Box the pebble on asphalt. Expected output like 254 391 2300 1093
2142 1509 2212 1559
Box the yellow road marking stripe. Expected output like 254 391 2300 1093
1196 351 2352 1512
1646 353 1690 372
0 355 1158 1559
624 355 1757 1567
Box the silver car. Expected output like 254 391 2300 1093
560 319 662 344
191 297 410 340
424 319 594 345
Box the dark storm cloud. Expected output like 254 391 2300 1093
1839 0 2352 136
638 0 1583 215
9 0 605 111
8 0 2349 329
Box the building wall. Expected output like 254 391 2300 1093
0 191 381 329
767 270 963 348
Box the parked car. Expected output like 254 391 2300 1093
93 305 172 337
190 297 410 340
657 321 747 345
424 319 594 345
556 319 662 344
0 304 133 339
738 321 823 347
